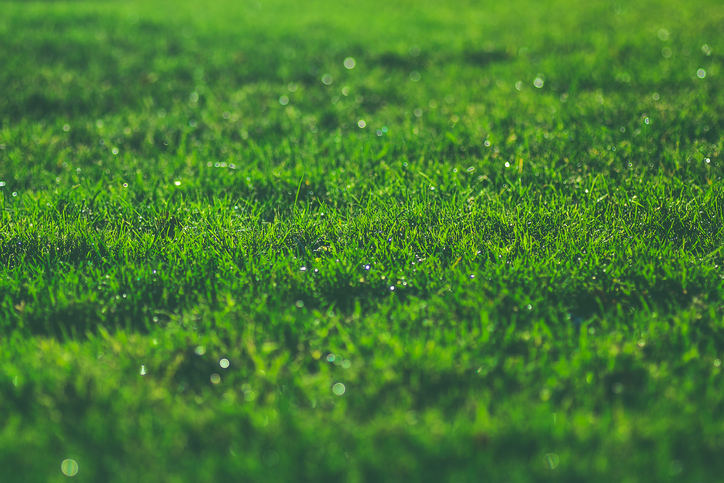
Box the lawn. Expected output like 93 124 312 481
1 0 723 481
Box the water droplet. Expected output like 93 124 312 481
220 358 230 369
262 451 280 467
279 95 289 105
409 71 421 82
714 359 721 367
295 300 304 308
543 453 559 469
638 339 646 347
343 57 356 69
210 373 221 384
669 460 683 476
332 382 346 395
321 74 333 85
534 77 544 88
195 346 206 356
61 459 79 476
358 119 366 128
657 29 669 41
697 69 706 79
140 365 147 376
174 181 181 186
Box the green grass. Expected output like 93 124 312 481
1 0 724 480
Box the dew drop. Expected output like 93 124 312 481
61 459 79 476
543 453 559 470
263 451 280 467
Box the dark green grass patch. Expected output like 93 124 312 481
1 0 724 481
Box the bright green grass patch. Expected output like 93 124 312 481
1 0 724 481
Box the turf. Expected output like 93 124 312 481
1 0 723 481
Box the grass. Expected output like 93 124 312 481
1 0 723 480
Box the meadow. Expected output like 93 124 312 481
1 0 723 481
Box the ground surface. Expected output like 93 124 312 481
1 0 724 481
